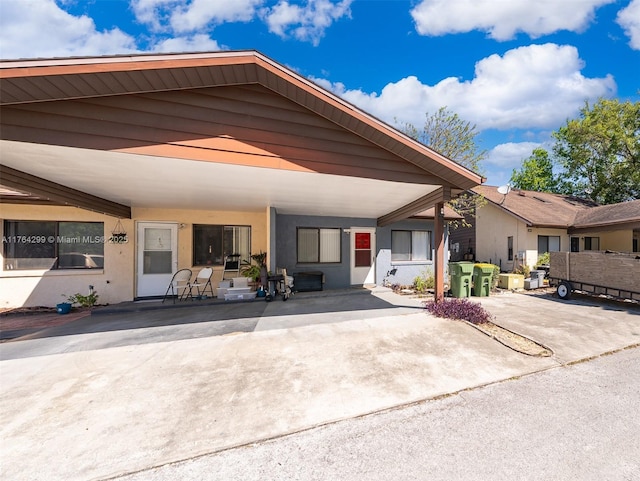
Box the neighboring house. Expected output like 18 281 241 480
0 51 483 308
450 185 640 272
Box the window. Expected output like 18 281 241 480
3 220 104 270
571 237 580 252
507 236 513 261
297 228 341 263
391 230 432 262
192 225 250 266
538 235 560 254
584 237 600 251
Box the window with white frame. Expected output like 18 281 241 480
3 220 104 270
192 225 250 266
391 230 432 262
507 236 513 261
297 228 341 263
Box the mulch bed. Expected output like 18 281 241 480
469 320 553 357
0 307 91 332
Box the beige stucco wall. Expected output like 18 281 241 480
585 230 631 252
0 205 135 308
524 227 571 267
1 204 268 308
476 203 528 271
476 204 573 271
132 207 268 290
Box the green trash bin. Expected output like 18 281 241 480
449 261 474 298
472 263 495 297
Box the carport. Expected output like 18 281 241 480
0 50 483 306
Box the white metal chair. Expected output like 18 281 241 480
162 268 193 303
189 267 214 299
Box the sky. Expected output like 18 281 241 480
1 0 639 187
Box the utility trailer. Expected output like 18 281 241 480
549 251 640 302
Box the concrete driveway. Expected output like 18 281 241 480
1 289 638 481
478 291 640 362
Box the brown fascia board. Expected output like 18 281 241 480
0 165 131 218
0 50 259 77
1 51 484 192
569 220 640 234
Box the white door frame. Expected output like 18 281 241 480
136 222 179 298
350 227 376 285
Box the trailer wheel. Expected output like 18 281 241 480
557 281 572 300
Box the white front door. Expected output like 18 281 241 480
350 227 376 285
136 222 178 298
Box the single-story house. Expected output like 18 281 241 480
449 185 640 271
0 51 483 308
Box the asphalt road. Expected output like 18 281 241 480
117 347 640 481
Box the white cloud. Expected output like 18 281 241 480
132 0 264 33
130 0 178 32
317 44 616 132
411 0 614 40
0 0 137 59
262 0 352 46
150 34 223 53
485 142 541 169
617 0 640 50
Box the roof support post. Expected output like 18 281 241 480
434 201 446 302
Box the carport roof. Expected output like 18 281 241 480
0 50 484 221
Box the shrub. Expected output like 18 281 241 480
66 291 99 308
413 269 435 292
491 264 500 290
424 298 493 325
537 251 550 266
514 263 531 279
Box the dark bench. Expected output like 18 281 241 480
293 271 324 292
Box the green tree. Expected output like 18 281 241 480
552 98 640 204
400 106 486 172
398 107 486 228
509 148 558 192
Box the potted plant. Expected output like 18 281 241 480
241 251 268 286
57 297 72 314
60 287 99 313
240 262 261 282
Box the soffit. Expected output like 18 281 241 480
0 140 437 218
